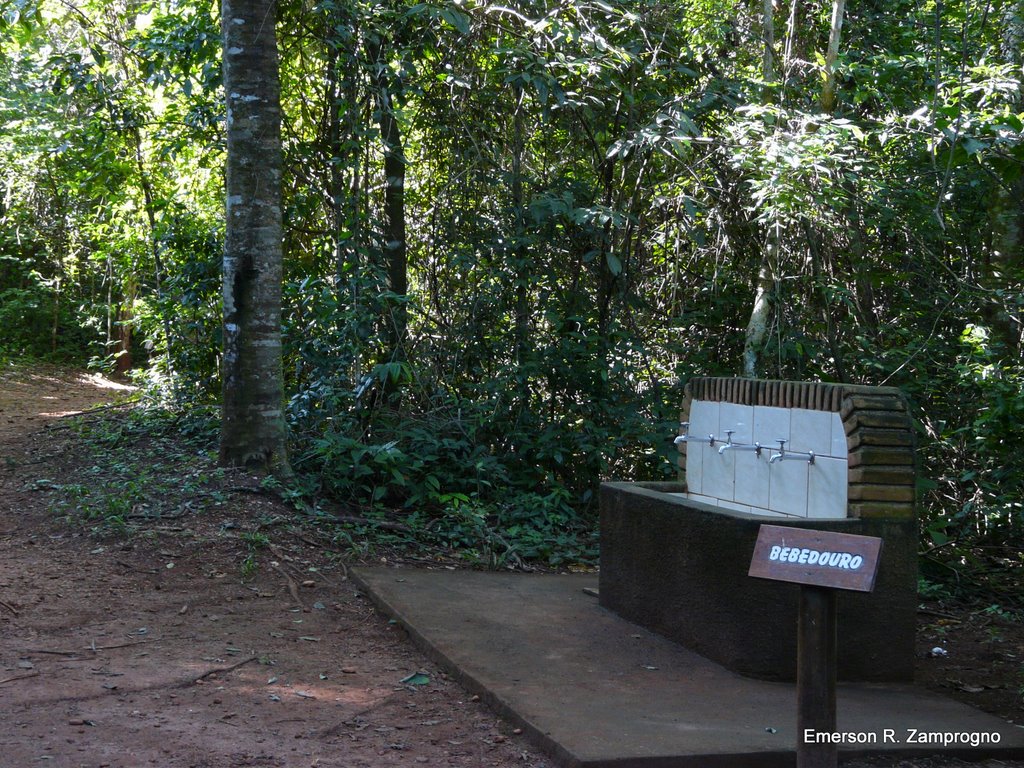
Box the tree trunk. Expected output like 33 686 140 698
219 0 290 476
326 12 362 290
743 237 774 378
367 36 408 358
744 5 783 378
115 303 133 376
762 0 776 82
820 0 846 113
133 129 176 387
510 87 529 372
326 12 366 384
985 0 1024 353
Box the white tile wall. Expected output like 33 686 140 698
702 446 736 501
717 500 752 514
768 455 809 514
752 406 791 452
719 403 754 444
790 409 832 456
733 449 770 509
807 456 848 519
685 438 703 495
682 399 849 519
684 400 717 496
687 401 719 445
744 506 791 518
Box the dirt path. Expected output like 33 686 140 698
2 366 1021 768
0 367 553 768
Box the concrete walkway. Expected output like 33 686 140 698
351 567 1024 768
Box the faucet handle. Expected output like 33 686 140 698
724 429 735 443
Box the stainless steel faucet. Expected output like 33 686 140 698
769 438 815 464
673 422 717 446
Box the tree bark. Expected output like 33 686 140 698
985 0 1024 353
743 243 774 378
219 0 290 475
762 0 776 82
744 4 783 379
133 128 176 387
367 36 408 358
820 0 846 113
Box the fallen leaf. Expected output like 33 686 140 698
400 672 430 686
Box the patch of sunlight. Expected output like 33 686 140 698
76 373 136 391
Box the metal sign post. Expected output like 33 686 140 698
749 525 883 768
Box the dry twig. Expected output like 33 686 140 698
270 562 305 610
0 670 39 685
193 656 258 683
25 639 155 656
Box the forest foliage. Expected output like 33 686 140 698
1 0 1023 579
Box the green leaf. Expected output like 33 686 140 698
439 7 470 34
399 672 430 685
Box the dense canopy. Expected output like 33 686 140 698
2 0 1022 572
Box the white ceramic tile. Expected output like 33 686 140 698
774 509 805 518
807 456 848 519
717 500 752 514
719 403 754 445
685 438 703 495
752 405 791 452
747 506 790 518
789 408 831 457
768 455 809 517
687 400 719 445
733 449 771 509
701 444 736 502
830 413 848 458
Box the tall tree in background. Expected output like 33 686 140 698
366 29 409 358
219 0 290 474
985 0 1024 354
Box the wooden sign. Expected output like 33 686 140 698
748 525 883 593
